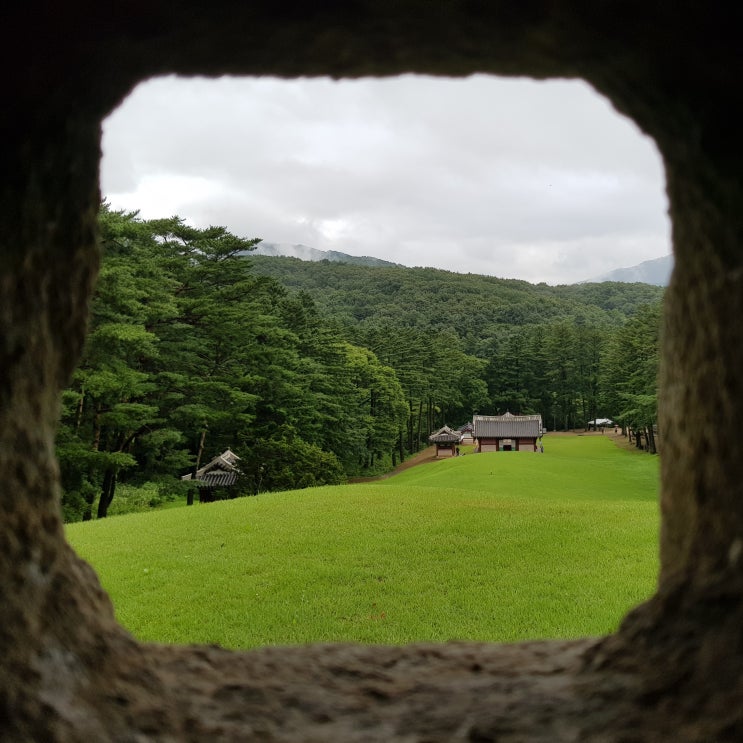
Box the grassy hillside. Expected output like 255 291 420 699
66 435 659 649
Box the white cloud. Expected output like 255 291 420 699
101 74 670 284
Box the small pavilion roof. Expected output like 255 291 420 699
428 425 463 444
181 448 241 486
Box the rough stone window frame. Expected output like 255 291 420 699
2 4 741 740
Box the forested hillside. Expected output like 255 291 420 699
247 255 664 351
57 208 663 520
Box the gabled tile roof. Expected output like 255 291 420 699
182 448 241 485
428 425 463 444
473 413 542 438
199 470 239 487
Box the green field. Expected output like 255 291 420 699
65 435 659 649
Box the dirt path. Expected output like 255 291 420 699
348 446 438 483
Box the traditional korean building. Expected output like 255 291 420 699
428 425 463 457
473 413 543 452
458 422 475 445
181 448 241 502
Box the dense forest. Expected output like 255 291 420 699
247 255 664 351
248 255 663 435
57 207 664 520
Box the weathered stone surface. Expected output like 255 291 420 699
2 2 743 740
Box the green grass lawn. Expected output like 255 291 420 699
65 434 659 649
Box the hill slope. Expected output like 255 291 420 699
66 435 658 649
247 255 666 342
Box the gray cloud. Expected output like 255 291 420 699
101 74 670 285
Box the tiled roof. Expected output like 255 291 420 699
428 425 463 444
473 413 542 438
182 448 241 483
199 470 239 487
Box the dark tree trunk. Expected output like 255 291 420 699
188 428 208 506
96 467 117 519
92 404 102 451
415 399 423 452
75 387 85 433
407 400 414 453
647 425 657 454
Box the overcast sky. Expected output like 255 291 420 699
101 74 671 285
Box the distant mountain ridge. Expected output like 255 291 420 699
253 242 400 268
586 255 673 286
252 241 672 286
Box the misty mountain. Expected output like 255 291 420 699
252 242 401 269
586 255 673 286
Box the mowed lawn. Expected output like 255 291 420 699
65 434 659 649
